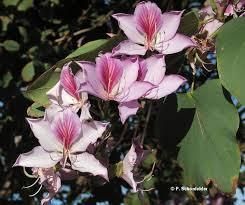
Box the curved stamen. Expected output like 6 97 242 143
136 162 156 184
23 167 37 178
22 178 40 189
139 187 155 192
29 185 43 197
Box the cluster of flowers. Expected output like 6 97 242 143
199 0 245 38
187 0 244 71
13 2 196 204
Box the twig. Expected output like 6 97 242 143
114 122 128 148
141 102 152 144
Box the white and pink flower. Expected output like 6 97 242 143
14 109 109 180
112 1 195 56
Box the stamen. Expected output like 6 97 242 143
63 152 68 168
69 152 77 164
139 187 155 192
136 162 156 184
22 178 40 189
29 185 43 197
23 167 37 178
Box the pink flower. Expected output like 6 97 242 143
46 63 91 122
31 167 61 205
78 53 153 123
224 4 235 16
112 1 195 56
224 0 245 16
14 109 109 180
199 6 223 37
121 142 145 192
138 55 186 99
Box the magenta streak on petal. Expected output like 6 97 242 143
97 54 123 94
134 2 162 49
60 65 80 100
51 110 81 150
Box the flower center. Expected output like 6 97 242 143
134 2 163 50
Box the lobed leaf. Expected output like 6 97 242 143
216 18 245 105
177 80 240 193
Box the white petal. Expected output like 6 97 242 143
70 120 108 153
71 153 108 180
13 146 62 168
27 118 63 152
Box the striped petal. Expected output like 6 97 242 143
60 64 80 100
51 109 81 150
96 53 123 94
134 1 163 47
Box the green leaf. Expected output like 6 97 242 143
124 193 150 205
0 16 11 32
3 40 20 52
142 150 157 169
178 11 199 36
177 80 240 193
216 18 245 105
177 92 195 111
21 62 35 82
2 71 13 88
17 0 33 11
3 0 19 7
23 68 60 106
24 35 123 105
143 177 156 190
66 35 124 61
66 39 108 59
27 102 44 118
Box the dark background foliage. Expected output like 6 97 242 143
0 0 244 204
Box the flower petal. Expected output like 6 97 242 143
78 61 107 100
44 103 63 122
224 4 234 16
13 146 62 168
112 14 144 44
141 54 166 85
118 101 140 123
118 81 154 102
145 74 186 99
41 170 61 205
117 57 140 92
60 64 80 100
122 144 138 192
71 152 109 180
122 172 137 193
134 1 163 44
51 109 81 150
112 40 147 56
46 82 60 105
47 82 79 107
158 11 183 41
79 102 92 122
155 33 196 54
96 53 123 93
70 120 108 153
27 118 63 152
201 19 223 37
